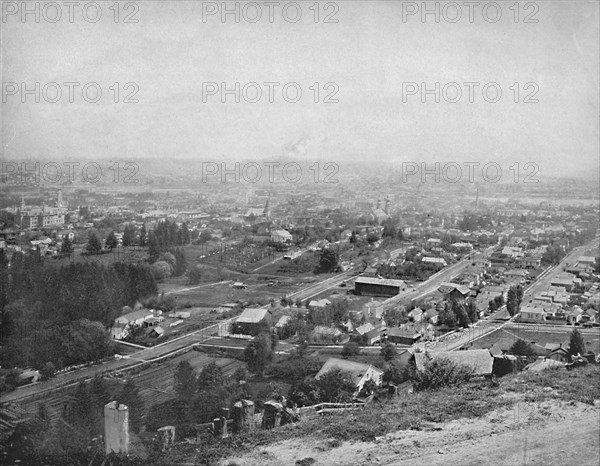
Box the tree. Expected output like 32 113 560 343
453 301 471 328
383 363 406 384
516 285 524 307
358 379 378 397
509 339 536 357
139 223 147 246
86 230 102 254
181 223 190 244
244 333 273 377
151 260 173 280
569 328 586 356
159 252 176 270
270 332 279 351
118 379 144 433
172 248 187 276
380 342 398 361
232 366 247 383
316 369 356 402
341 341 361 358
122 224 136 247
199 230 212 243
412 357 474 391
186 265 202 285
542 245 565 266
366 232 380 244
148 232 160 262
349 231 357 244
509 338 537 371
438 301 457 328
40 362 56 380
382 219 396 239
105 231 118 249
506 286 519 317
197 362 224 392
60 236 73 255
465 300 479 324
174 361 196 403
316 248 339 274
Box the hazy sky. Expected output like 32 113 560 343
1 1 599 178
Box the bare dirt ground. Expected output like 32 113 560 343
221 400 600 466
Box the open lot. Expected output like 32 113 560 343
159 272 325 308
467 325 600 353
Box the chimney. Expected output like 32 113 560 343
384 198 390 214
104 401 129 455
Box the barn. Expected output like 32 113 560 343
354 277 406 297
232 307 272 336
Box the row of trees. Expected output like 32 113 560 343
377 256 444 282
148 220 191 261
506 285 524 317
0 257 157 373
146 360 247 436
437 299 479 328
151 248 188 280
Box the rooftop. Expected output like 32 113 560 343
236 307 270 324
355 276 405 287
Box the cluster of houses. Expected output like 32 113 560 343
519 252 599 325
110 303 196 341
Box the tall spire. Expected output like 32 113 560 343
57 189 64 209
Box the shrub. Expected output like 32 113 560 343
151 261 173 280
186 265 203 285
412 357 474 391
341 341 360 358
40 362 56 380
380 343 397 361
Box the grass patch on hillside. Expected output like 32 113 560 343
154 365 600 465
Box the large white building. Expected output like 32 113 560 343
270 229 293 243
18 191 66 229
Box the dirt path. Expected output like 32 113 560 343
221 400 600 466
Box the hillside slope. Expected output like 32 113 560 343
222 399 599 465
216 366 600 466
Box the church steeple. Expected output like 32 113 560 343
57 190 64 210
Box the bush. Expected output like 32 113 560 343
383 363 408 385
380 343 397 361
412 357 474 391
187 265 203 285
267 355 321 382
40 362 56 380
151 261 173 280
341 341 360 358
